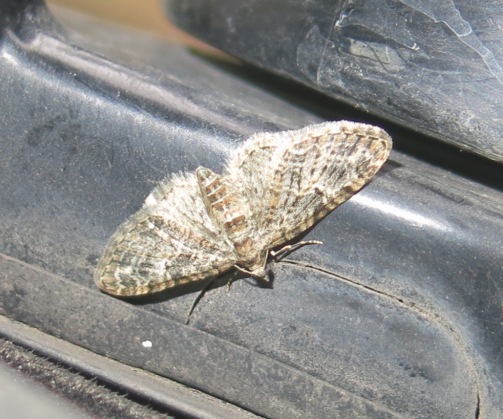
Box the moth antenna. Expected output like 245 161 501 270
271 240 323 261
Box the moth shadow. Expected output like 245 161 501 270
379 158 401 173
119 269 275 306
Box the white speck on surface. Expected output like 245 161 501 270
142 340 152 348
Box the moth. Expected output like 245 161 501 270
95 121 392 296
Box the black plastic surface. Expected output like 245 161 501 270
167 0 503 163
1 1 502 418
0 315 256 419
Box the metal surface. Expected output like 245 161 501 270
0 1 502 417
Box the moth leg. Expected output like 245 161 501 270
186 269 241 323
186 277 218 325
225 270 241 292
233 264 269 280
270 240 323 261
233 264 273 289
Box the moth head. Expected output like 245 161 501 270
234 250 269 280
248 266 268 280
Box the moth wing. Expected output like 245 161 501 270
95 172 237 296
225 121 392 248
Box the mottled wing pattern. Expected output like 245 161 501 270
195 167 253 246
226 121 392 248
94 173 237 296
195 166 261 265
